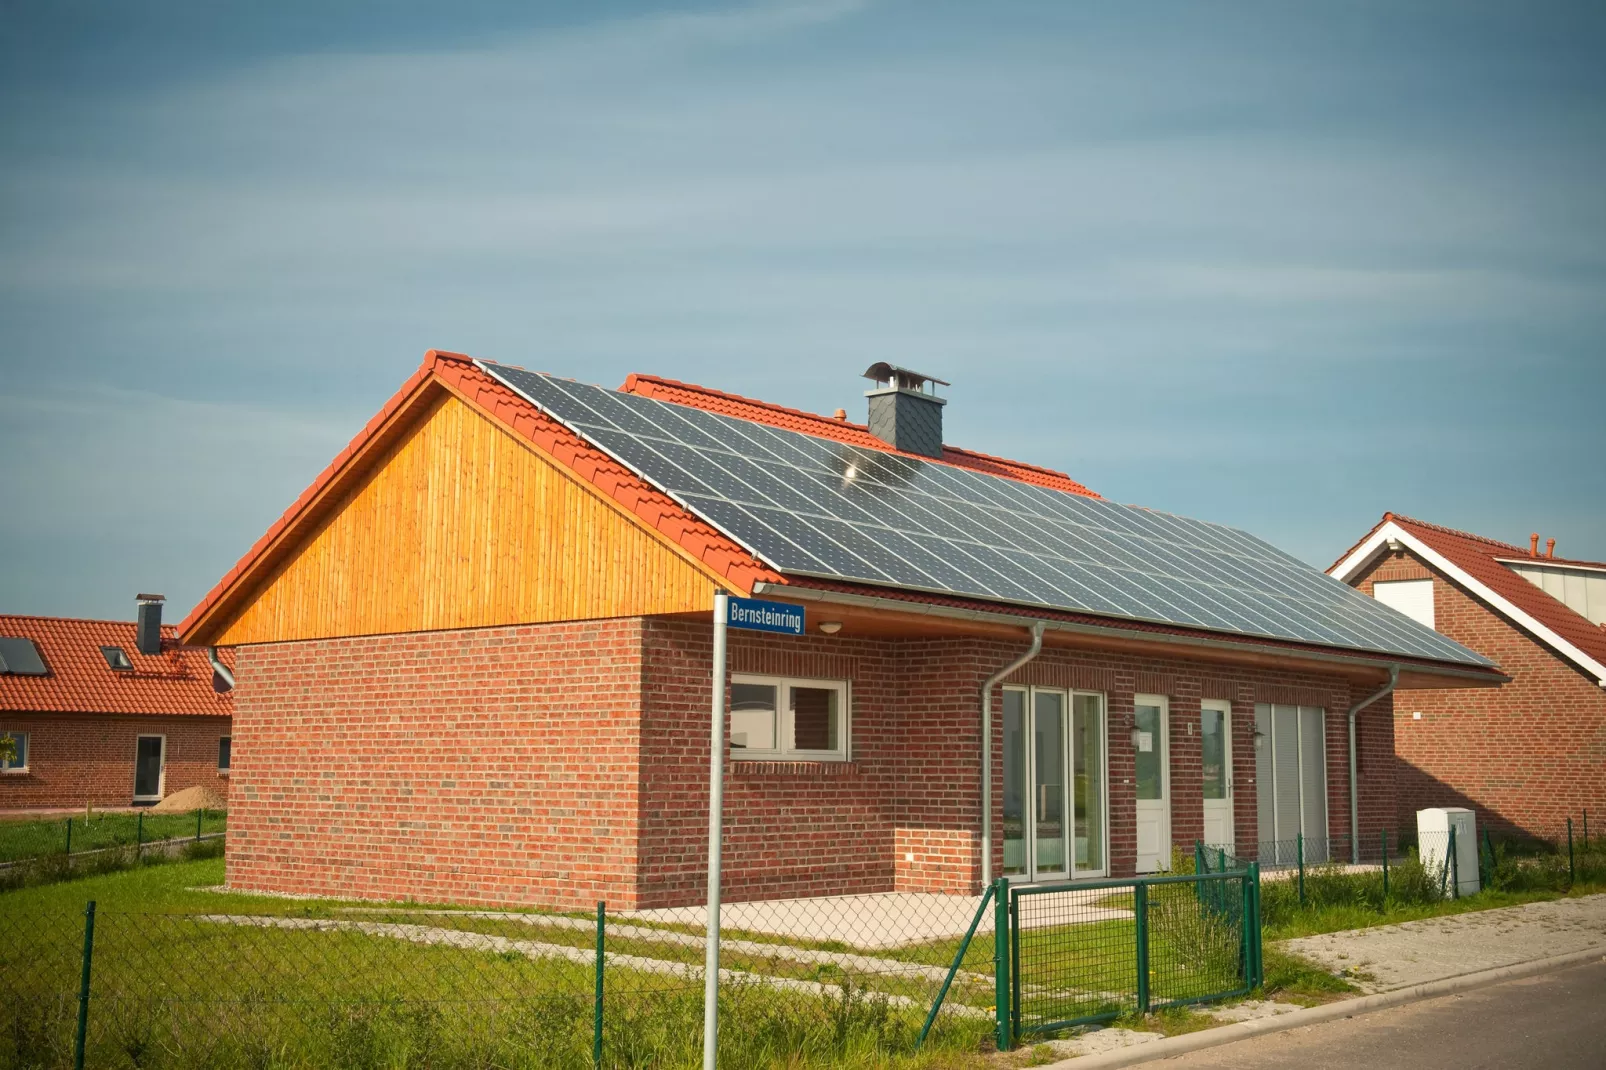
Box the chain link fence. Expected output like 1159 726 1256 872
0 811 226 866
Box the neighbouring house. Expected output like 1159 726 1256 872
177 351 1504 911
1330 513 1606 840
1 596 233 810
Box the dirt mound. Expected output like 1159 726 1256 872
148 785 227 813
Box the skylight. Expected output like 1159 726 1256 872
100 646 134 671
0 637 48 676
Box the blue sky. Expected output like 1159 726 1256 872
2 0 1603 622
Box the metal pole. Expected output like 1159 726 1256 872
1134 882 1151 1014
65 816 73 856
136 811 143 852
1567 818 1574 886
993 878 1011 1052
75 900 96 1070
594 901 605 1067
196 808 204 842
1296 833 1305 906
701 590 729 1070
1381 828 1389 904
1449 826 1458 900
916 883 994 1050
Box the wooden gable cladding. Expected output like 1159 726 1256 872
215 389 719 645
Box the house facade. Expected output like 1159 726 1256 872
1 599 233 810
1331 514 1606 841
179 352 1503 911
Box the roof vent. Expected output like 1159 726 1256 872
136 594 165 656
861 363 948 459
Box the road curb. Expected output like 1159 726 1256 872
1036 945 1606 1069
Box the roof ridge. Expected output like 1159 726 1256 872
620 372 1095 494
0 614 165 630
1391 512 1606 568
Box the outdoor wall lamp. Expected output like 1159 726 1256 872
1254 726 1266 750
817 621 842 635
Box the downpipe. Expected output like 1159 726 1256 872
980 622 1046 888
1348 665 1399 864
207 647 235 690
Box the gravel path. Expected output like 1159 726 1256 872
1280 894 1606 992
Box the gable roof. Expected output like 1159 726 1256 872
180 352 1501 684
1329 513 1606 686
621 374 1100 497
0 615 232 717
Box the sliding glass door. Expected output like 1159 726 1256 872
1253 703 1328 864
1003 687 1108 881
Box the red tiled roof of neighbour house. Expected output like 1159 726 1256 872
0 615 232 716
1333 512 1606 675
621 374 1101 498
178 351 784 644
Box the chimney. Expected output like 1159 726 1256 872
136 594 165 656
1530 533 1540 558
1546 537 1556 559
861 363 949 459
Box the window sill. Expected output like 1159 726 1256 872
1 768 31 776
218 770 231 777
731 760 859 776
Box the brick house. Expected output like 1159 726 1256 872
1330 514 1606 840
1 598 233 810
177 351 1503 911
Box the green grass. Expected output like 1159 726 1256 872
0 810 226 864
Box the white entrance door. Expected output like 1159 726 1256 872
1200 700 1234 850
1134 695 1170 873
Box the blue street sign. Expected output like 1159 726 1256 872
725 596 805 636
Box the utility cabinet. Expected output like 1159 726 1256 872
1417 807 1479 896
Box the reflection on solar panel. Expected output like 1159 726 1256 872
481 363 1492 668
0 637 49 676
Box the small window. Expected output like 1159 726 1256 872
0 637 48 676
1373 579 1435 630
1 731 28 772
218 736 232 772
730 674 849 761
101 646 133 671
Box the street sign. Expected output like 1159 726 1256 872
725 596 805 636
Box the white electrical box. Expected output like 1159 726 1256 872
1417 807 1479 896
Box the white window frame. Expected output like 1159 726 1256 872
729 673 851 762
218 736 232 774
1002 685 1111 882
133 733 166 801
1 730 28 773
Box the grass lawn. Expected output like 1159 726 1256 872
0 810 226 864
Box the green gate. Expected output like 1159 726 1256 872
990 865 1262 1049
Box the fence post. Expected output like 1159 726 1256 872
1380 828 1389 905
1248 863 1263 988
1449 826 1458 899
136 811 143 852
1134 881 1151 1015
1194 840 1205 875
1296 833 1305 906
1583 809 1588 849
593 901 605 1067
197 809 204 842
993 878 1012 1052
74 900 97 1070
65 816 73 856
1567 818 1575 886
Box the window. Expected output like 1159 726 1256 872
1 731 27 772
100 646 133 671
0 637 48 676
729 674 848 760
1372 579 1435 630
218 736 232 772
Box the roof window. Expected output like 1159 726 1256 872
100 646 134 671
0 637 48 676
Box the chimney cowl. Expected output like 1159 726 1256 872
861 363 949 458
1546 537 1556 559
1530 533 1540 558
135 594 165 657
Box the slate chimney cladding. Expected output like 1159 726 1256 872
136 594 165 656
862 362 948 459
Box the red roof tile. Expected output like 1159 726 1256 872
621 374 1100 498
1334 512 1606 677
1 615 232 716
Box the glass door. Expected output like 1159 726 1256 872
1003 687 1107 881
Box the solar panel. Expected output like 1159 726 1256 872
0 637 48 676
481 364 1493 668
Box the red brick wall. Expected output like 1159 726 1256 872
0 712 231 810
221 615 1390 911
1353 550 1606 839
225 620 645 910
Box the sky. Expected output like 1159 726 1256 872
2 0 1603 623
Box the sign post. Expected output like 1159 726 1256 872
703 594 802 1070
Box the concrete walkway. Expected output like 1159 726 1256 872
1280 894 1606 993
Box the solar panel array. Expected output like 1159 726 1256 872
481 363 1492 668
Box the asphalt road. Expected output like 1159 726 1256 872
1152 957 1606 1070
